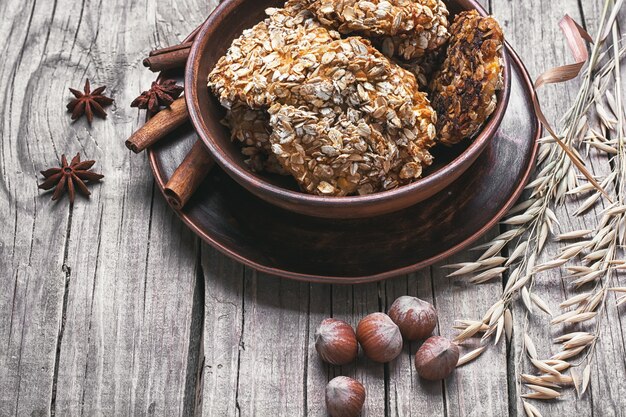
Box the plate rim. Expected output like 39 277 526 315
148 43 540 285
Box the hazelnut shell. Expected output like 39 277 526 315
388 296 437 341
325 376 366 417
356 312 403 363
315 318 358 365
414 336 459 381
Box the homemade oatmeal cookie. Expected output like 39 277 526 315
304 0 450 60
208 4 340 110
430 10 504 146
265 37 437 196
223 105 287 175
209 3 439 196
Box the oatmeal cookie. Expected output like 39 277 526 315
430 10 504 146
266 37 437 196
223 105 287 175
208 4 340 109
305 0 450 60
209 5 438 196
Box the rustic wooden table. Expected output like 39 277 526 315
1 0 625 416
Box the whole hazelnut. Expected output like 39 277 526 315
388 296 437 341
315 318 358 365
325 376 366 417
356 312 403 363
414 336 459 381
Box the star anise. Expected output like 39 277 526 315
67 79 114 124
38 153 104 203
130 79 184 113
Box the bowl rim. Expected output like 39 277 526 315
185 0 512 210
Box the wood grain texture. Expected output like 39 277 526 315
0 0 213 416
1 0 625 416
235 272 311 416
0 0 80 414
200 246 244 417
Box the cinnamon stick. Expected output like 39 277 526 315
126 97 189 153
164 140 215 209
143 43 192 72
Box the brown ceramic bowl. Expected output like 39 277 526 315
186 0 511 219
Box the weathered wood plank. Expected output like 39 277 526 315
305 284 332 416
49 0 208 410
200 246 245 417
500 0 599 411
0 0 211 415
0 0 74 415
200 259 332 417
234 271 311 416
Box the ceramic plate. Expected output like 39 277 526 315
148 36 539 284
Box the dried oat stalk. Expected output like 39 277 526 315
530 2 626 402
518 3 626 404
447 0 625 411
